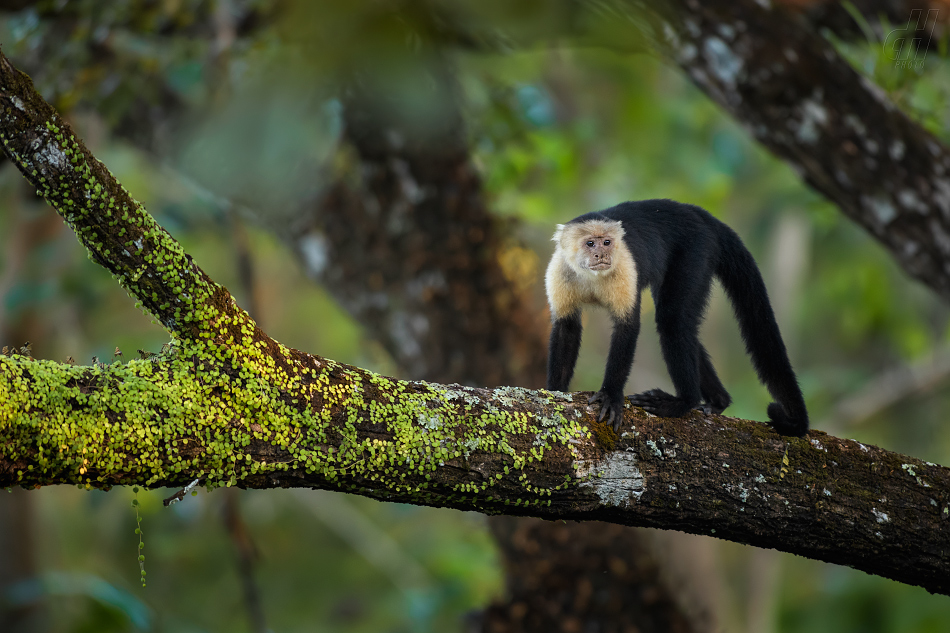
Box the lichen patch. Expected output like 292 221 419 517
575 449 646 508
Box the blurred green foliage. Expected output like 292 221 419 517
15 486 499 632
1 1 950 632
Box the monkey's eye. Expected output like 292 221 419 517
586 240 594 247
603 240 610 246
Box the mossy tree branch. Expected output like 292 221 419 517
1 51 950 597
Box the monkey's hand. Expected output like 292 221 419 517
628 389 692 418
588 390 625 432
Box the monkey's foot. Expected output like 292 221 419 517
701 393 730 415
628 389 692 418
588 391 624 432
694 400 729 415
766 402 808 437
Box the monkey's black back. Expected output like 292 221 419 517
566 199 727 294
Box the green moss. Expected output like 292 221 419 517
588 418 617 451
0 339 588 501
0 62 590 505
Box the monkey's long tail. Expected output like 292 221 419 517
714 222 809 436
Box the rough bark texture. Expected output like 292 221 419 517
656 0 950 300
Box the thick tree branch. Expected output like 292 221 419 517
3 349 950 595
1 47 949 599
653 0 950 300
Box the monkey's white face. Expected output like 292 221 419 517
554 219 625 277
579 235 614 273
546 217 636 320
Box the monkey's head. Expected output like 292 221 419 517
554 219 625 276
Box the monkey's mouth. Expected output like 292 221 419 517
589 262 611 271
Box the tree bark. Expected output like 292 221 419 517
649 0 950 300
4 340 950 596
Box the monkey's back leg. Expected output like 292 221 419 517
699 346 731 414
630 251 713 417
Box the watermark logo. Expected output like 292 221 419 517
883 9 940 69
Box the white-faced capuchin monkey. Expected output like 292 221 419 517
545 199 808 437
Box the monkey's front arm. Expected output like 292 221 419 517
547 312 583 393
590 308 641 431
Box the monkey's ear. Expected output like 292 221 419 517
552 224 566 242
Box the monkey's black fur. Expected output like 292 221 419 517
547 199 809 436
